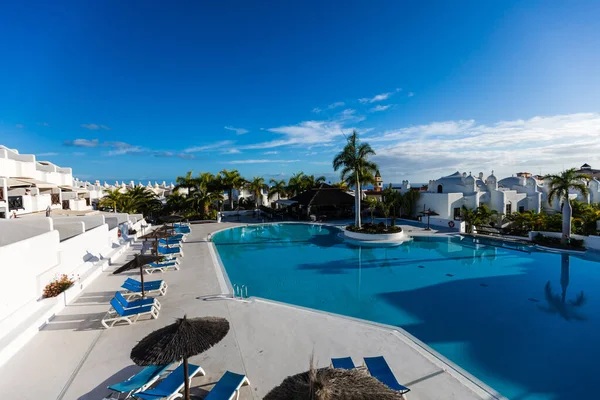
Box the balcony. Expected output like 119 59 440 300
8 196 24 211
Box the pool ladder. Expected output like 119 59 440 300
232 283 249 300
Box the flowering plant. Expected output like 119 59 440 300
43 274 77 298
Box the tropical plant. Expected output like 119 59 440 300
301 174 326 190
268 179 287 201
219 169 244 210
43 274 77 298
287 172 306 197
331 181 349 191
174 170 198 194
332 130 378 228
544 168 590 244
461 206 479 234
98 187 160 215
364 197 378 224
98 189 123 211
399 189 420 218
248 177 266 208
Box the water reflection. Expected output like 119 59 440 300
539 254 587 321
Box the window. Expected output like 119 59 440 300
437 184 443 193
506 204 512 215
453 207 461 220
519 206 525 213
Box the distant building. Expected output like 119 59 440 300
576 163 600 179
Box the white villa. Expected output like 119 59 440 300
396 167 600 228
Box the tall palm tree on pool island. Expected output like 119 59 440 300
333 130 378 228
544 168 590 245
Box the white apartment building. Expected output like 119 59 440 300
0 145 105 218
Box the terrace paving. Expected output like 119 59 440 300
0 221 500 399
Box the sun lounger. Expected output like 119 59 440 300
107 363 172 398
159 237 184 245
134 363 205 400
115 291 161 310
125 277 166 290
121 279 168 298
102 298 159 328
363 356 410 397
158 246 184 257
330 357 357 370
175 226 191 234
144 261 180 274
204 371 250 400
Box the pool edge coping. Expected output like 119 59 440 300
206 222 507 400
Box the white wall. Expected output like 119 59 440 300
0 218 54 246
52 220 85 241
0 230 60 321
52 215 105 230
529 231 600 251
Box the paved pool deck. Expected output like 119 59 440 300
0 221 502 399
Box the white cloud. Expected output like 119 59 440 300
369 105 392 112
64 138 99 147
359 91 394 103
328 101 345 109
221 148 241 154
370 113 600 181
312 107 322 113
224 126 249 135
37 122 50 126
37 152 58 157
184 140 235 152
227 159 301 164
81 123 111 130
408 92 414 97
15 124 24 128
263 151 279 155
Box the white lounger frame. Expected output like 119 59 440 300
101 304 159 329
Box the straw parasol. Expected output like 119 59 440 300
131 316 230 400
112 254 164 297
419 208 439 231
264 362 404 400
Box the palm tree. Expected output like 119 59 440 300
364 197 378 224
268 179 287 202
287 172 306 197
332 130 378 228
165 192 187 214
248 177 266 208
174 171 198 194
475 205 499 226
461 206 479 234
331 181 349 191
544 168 590 244
187 188 223 217
99 189 123 212
301 174 327 190
220 169 244 210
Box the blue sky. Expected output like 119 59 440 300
1 1 599 184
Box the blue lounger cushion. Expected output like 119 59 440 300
204 371 250 400
115 291 159 309
108 364 171 395
331 357 356 370
125 277 163 289
364 356 410 394
134 363 205 400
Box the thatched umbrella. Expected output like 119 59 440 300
264 364 404 400
112 254 164 297
160 214 185 232
131 316 230 400
419 208 439 231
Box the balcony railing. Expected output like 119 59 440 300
51 193 60 205
8 196 24 211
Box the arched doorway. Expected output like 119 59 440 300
437 184 443 193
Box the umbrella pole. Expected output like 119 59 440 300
137 255 146 298
183 357 190 400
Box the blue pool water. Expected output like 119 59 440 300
212 223 600 400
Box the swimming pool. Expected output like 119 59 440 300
212 223 600 400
